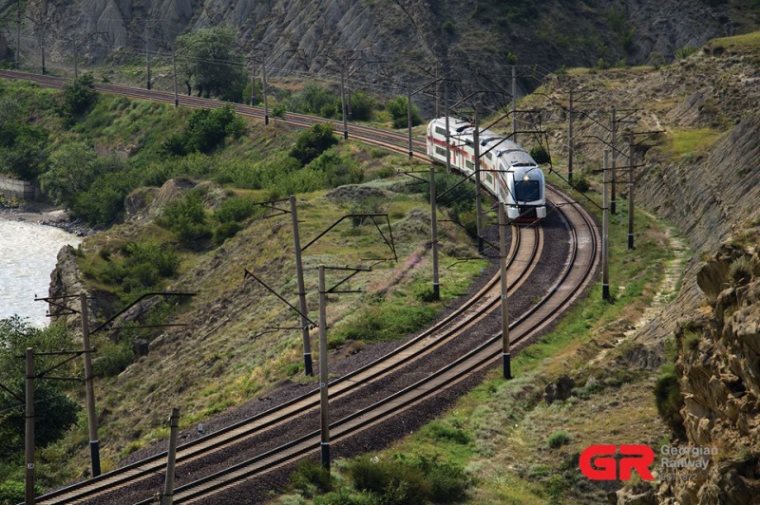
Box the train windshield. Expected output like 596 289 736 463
514 180 541 202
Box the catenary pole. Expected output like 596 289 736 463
144 23 151 90
80 293 101 477
430 165 440 300
511 65 517 143
160 408 180 505
289 196 313 376
317 266 330 470
172 46 179 107
25 348 34 505
444 82 452 174
610 107 617 214
602 150 611 301
16 0 21 69
498 203 512 379
73 41 79 79
627 132 635 250
407 92 413 157
567 85 574 185
262 58 269 125
473 109 484 254
340 65 348 139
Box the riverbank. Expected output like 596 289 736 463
0 202 93 237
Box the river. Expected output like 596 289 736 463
0 218 82 326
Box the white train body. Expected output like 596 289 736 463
426 117 547 221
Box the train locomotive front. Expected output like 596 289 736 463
426 117 547 222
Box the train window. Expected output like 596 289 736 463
435 126 448 136
435 146 447 156
465 160 474 170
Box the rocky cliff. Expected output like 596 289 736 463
2 0 759 104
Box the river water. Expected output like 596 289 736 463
0 219 81 326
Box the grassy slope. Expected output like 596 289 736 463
0 81 490 484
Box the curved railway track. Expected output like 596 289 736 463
0 70 599 504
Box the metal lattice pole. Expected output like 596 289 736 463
498 203 512 379
318 266 330 470
80 293 101 477
290 196 313 376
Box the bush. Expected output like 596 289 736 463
92 340 135 377
547 430 571 448
290 460 333 497
386 96 421 129
285 83 341 118
425 421 471 445
94 241 179 295
213 221 243 244
0 97 48 179
214 196 260 223
158 192 212 249
348 457 429 503
572 176 590 193
71 173 132 226
307 151 364 188
655 373 686 439
291 124 339 165
0 480 25 504
530 145 551 165
349 91 375 121
60 73 98 118
427 464 469 503
165 106 246 155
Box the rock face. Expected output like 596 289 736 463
3 1 754 106
660 242 760 505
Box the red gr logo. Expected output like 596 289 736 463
579 444 655 481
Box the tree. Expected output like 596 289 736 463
176 27 246 101
60 73 98 118
290 124 338 165
0 97 48 180
0 317 79 458
387 96 421 129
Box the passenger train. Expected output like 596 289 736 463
426 117 547 221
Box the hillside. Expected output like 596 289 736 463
2 0 759 108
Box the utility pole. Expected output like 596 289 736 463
627 132 635 250
262 58 269 125
172 46 179 107
498 204 512 379
430 165 440 300
444 82 451 173
602 150 611 302
144 22 151 90
317 266 330 470
473 109 484 254
160 408 180 505
407 92 413 157
15 0 21 69
340 65 348 139
289 196 313 376
610 107 617 214
434 63 440 117
567 86 574 185
25 347 34 505
249 61 256 106
511 65 517 143
79 293 100 477
73 40 79 79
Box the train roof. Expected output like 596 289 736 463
430 117 525 152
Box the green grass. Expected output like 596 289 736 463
665 127 723 160
706 30 760 53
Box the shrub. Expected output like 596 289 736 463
0 480 25 504
386 96 421 129
213 221 242 244
572 176 590 193
348 457 429 503
349 91 375 121
547 430 571 448
291 124 338 165
729 256 754 285
93 340 135 377
285 83 341 118
71 174 132 226
165 106 246 155
158 192 212 249
655 373 686 439
290 460 333 497
427 464 469 503
214 196 260 223
530 145 551 165
307 151 364 188
426 421 471 445
0 109 48 179
60 73 98 118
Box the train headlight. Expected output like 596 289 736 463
523 174 530 181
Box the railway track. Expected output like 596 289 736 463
0 69 599 504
